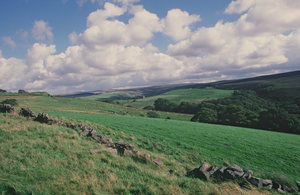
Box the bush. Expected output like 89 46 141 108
147 111 160 118
143 105 154 110
154 98 177 112
1 99 18 106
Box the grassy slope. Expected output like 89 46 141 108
82 91 141 101
51 112 300 182
0 114 268 195
1 95 299 194
116 88 233 109
0 95 192 121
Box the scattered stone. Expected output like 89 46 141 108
208 166 218 176
211 166 226 179
200 162 211 172
152 159 164 167
19 108 36 118
0 104 15 113
221 164 244 180
262 179 272 189
64 122 76 129
187 162 211 181
297 181 300 192
82 128 95 137
34 113 53 124
224 169 244 180
272 182 281 191
249 177 263 188
93 135 115 147
242 170 253 179
226 164 243 172
77 123 89 131
277 188 286 193
282 185 297 193
115 141 135 156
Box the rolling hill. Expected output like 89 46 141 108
1 93 300 194
61 70 300 102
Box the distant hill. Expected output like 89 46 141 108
66 70 300 134
60 70 300 101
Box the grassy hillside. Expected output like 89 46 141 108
51 112 300 182
1 95 300 194
1 113 271 194
116 88 233 109
0 95 192 121
62 71 300 100
215 71 300 101
81 91 141 101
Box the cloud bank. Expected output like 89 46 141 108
1 0 300 94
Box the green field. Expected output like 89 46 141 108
1 95 300 194
0 95 192 121
117 88 233 109
81 91 141 101
51 112 300 181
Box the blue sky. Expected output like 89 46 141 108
0 0 234 57
0 0 300 94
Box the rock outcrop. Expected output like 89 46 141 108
0 104 15 113
19 108 36 118
34 113 53 124
188 162 299 194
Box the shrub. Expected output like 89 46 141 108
147 111 160 118
1 99 18 106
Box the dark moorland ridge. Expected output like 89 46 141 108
60 70 300 98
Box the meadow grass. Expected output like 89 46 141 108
1 95 299 194
0 95 192 121
50 112 300 183
0 113 269 195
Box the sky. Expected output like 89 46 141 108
0 0 300 94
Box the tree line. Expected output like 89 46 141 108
153 90 300 134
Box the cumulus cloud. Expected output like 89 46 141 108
225 0 255 14
32 20 53 41
1 0 300 94
231 0 300 35
1 36 16 48
162 9 201 41
73 2 162 47
0 50 27 90
168 0 300 78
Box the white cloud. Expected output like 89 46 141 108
74 2 162 48
0 50 27 90
2 0 300 94
168 0 300 78
1 36 16 48
231 0 300 35
32 20 53 41
162 9 201 41
225 0 255 14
